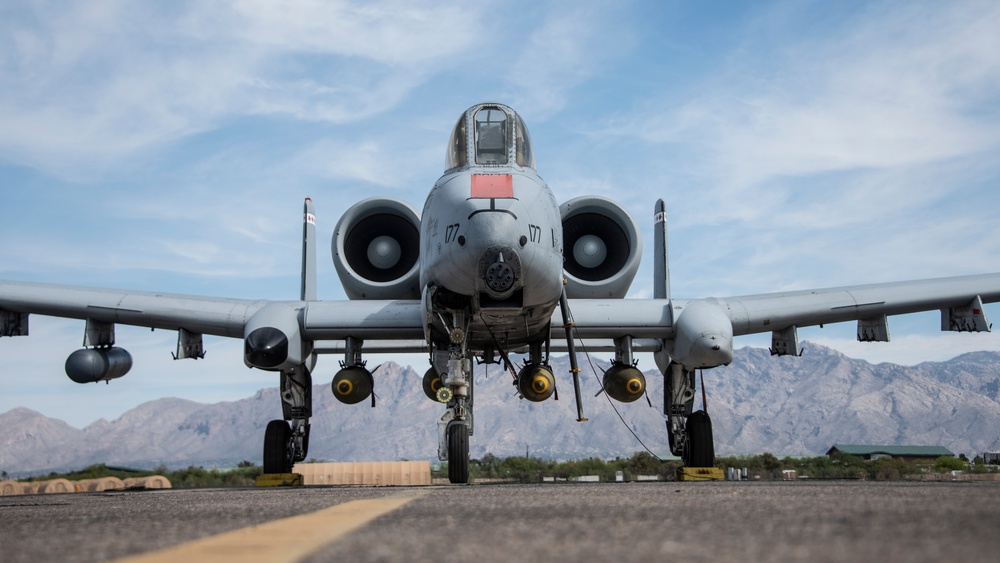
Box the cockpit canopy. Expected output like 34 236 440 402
446 103 535 171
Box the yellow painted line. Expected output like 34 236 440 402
116 491 426 563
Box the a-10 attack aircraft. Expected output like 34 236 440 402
2 102 1000 483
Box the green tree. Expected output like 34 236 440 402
869 458 911 480
761 452 782 472
621 452 664 479
934 456 968 472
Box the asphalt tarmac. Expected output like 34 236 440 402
1 481 997 562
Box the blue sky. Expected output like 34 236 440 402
1 0 999 428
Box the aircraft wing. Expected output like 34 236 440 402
4 273 998 349
302 274 1000 356
0 280 268 338
543 273 1000 339
714 273 1000 336
0 280 426 341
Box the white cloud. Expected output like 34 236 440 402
592 1 1000 299
197 0 477 64
0 1 485 181
505 1 634 119
612 1 1000 221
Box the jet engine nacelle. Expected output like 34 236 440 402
333 198 421 300
244 304 310 372
65 347 133 383
560 196 642 299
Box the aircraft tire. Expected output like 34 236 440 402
448 423 470 484
263 419 292 474
685 410 715 468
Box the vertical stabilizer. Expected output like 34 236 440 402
301 198 317 301
653 199 670 300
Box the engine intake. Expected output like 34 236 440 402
333 198 421 299
560 196 641 298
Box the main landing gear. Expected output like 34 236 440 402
663 361 715 467
263 365 312 474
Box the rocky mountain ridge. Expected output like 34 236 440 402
2 343 999 475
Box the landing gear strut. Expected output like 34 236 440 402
434 309 474 484
263 365 312 473
437 354 472 483
663 361 715 467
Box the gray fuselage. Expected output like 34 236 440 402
419 104 563 351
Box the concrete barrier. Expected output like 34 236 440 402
76 477 126 492
1 480 25 495
293 461 431 486
122 475 172 489
37 478 74 493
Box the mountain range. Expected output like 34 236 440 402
2 343 999 476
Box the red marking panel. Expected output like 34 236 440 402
471 175 514 198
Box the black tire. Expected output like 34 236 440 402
448 423 470 484
263 419 292 474
685 410 715 467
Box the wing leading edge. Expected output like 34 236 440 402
714 273 1000 337
5 273 996 350
0 280 266 338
